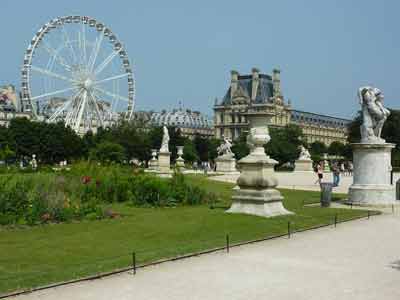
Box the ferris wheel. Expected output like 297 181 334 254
20 15 135 134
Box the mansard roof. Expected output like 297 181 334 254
221 74 274 105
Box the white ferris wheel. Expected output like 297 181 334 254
20 15 135 134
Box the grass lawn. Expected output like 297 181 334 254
0 175 373 295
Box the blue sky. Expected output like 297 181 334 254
1 0 399 119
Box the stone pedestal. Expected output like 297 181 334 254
148 158 159 170
215 155 237 173
348 143 396 206
158 152 171 173
227 110 292 218
176 157 185 169
294 159 313 172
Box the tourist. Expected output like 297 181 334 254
314 162 323 185
348 161 353 176
332 163 340 187
340 161 345 175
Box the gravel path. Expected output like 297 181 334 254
12 210 400 300
211 171 400 193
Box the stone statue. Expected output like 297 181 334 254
160 126 170 153
298 145 311 160
358 86 390 143
217 136 233 156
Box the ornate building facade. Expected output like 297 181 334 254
132 108 214 139
213 68 350 145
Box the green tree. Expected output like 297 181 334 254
328 141 345 156
265 124 303 165
89 141 126 163
231 132 250 160
182 139 198 164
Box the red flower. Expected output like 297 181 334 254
81 176 92 184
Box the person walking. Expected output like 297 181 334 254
348 161 353 176
314 162 323 185
332 163 341 187
340 161 345 176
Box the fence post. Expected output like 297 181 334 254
392 204 395 214
132 252 136 275
226 234 230 253
334 214 338 227
367 210 370 219
287 221 291 239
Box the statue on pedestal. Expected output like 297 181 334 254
348 86 396 206
160 126 170 153
294 145 313 172
217 136 233 157
298 145 311 161
215 136 236 172
358 86 390 143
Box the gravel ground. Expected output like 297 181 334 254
211 171 400 193
11 210 400 300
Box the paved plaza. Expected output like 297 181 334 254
11 208 400 300
211 171 400 194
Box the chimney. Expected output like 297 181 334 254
230 70 239 99
251 68 260 101
272 68 281 97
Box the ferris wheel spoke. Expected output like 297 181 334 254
74 90 89 132
94 50 120 75
81 24 87 65
62 26 78 65
94 86 129 102
48 99 72 122
49 89 82 122
88 91 104 127
94 72 130 85
30 86 78 101
31 65 76 84
89 31 104 72
42 42 72 71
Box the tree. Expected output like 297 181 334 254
194 134 210 162
328 141 345 156
182 139 198 163
310 141 327 155
89 141 126 163
231 132 249 160
265 124 303 165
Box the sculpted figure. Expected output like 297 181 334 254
160 126 170 152
217 136 233 156
358 86 390 143
298 145 311 160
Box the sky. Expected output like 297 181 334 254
1 0 399 120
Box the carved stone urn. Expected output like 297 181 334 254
227 110 292 217
148 149 159 170
176 146 185 169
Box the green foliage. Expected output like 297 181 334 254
265 124 303 165
183 139 199 163
231 132 250 160
328 141 345 156
89 141 126 163
0 163 210 226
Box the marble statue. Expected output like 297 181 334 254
298 145 311 160
358 86 390 143
217 136 233 156
160 126 170 153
